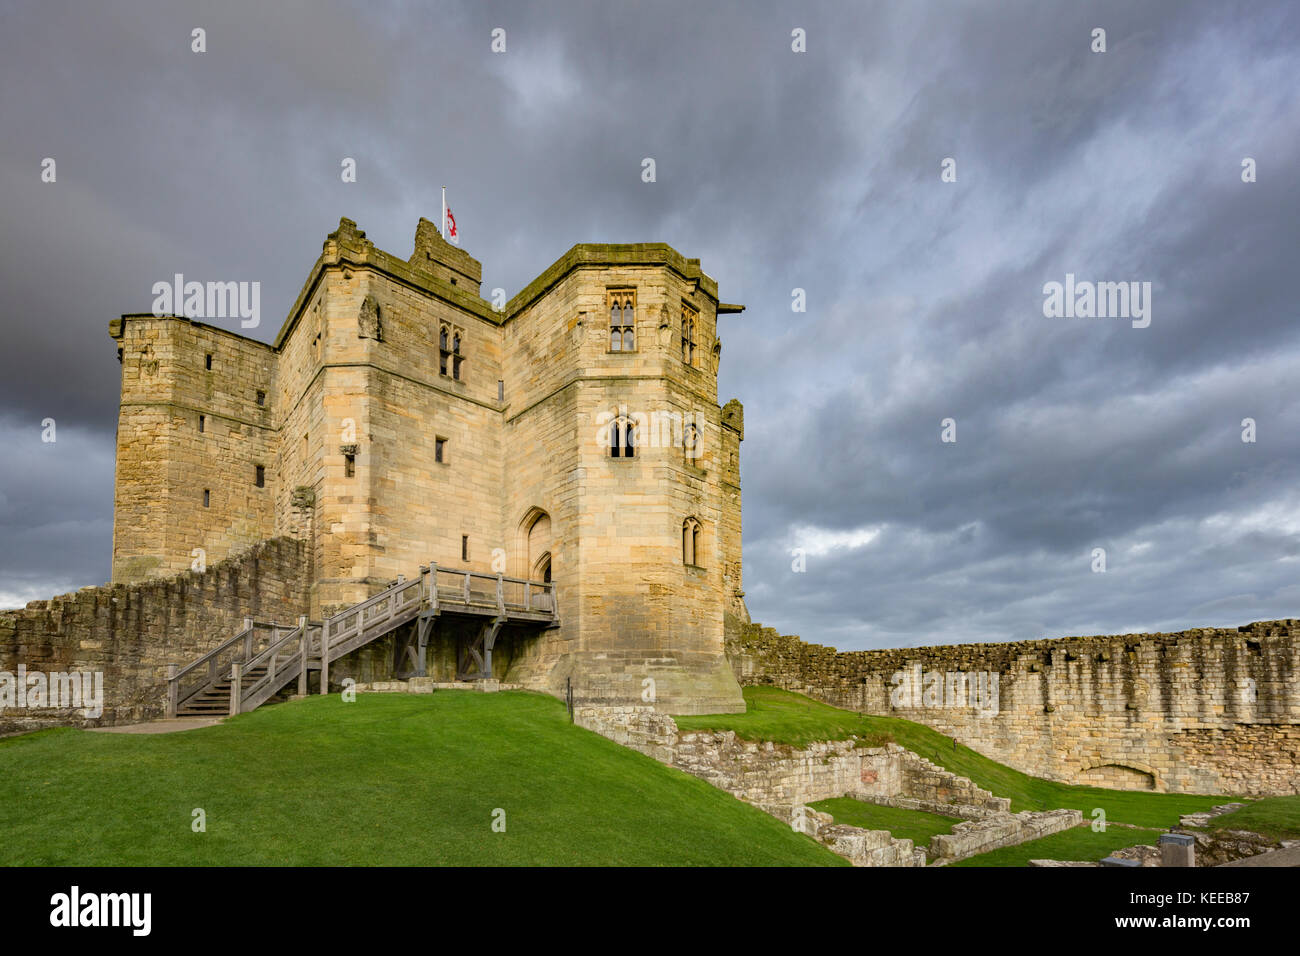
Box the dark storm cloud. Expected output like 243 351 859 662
1 0 1297 646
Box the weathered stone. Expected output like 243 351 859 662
727 621 1300 795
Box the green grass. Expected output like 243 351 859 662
1204 796 1300 842
949 824 1162 867
0 691 844 866
680 686 1226 828
809 796 960 848
675 684 893 748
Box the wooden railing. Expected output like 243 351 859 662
233 617 318 715
425 563 557 618
167 563 558 717
168 619 298 716
318 575 425 672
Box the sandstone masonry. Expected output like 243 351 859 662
106 217 750 713
573 704 1079 865
726 619 1300 795
1 538 310 733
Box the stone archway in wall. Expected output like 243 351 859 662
1078 762 1160 791
516 507 553 583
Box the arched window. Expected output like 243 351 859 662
683 517 702 566
608 290 636 351
681 304 698 366
610 413 636 458
439 325 464 380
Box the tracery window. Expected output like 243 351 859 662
609 290 636 351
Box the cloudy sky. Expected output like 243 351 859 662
1 0 1297 650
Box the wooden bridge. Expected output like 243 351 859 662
167 564 557 718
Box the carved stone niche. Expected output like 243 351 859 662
358 294 382 340
657 303 674 348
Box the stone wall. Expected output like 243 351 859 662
928 809 1082 862
0 538 310 734
574 704 1064 865
109 315 278 583
726 620 1300 795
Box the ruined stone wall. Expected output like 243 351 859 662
0 538 310 733
572 704 1068 865
727 620 1300 795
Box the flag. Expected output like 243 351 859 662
442 186 459 245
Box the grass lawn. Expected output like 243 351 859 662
949 824 1162 867
1204 796 1300 842
679 686 1225 828
810 796 960 848
0 691 844 867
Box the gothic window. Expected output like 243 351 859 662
681 303 698 366
683 517 702 566
608 290 636 351
440 325 465 380
610 413 636 458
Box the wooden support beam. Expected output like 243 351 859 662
320 623 330 695
230 662 242 717
166 663 178 718
482 616 505 680
298 616 309 696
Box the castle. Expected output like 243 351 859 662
107 217 749 714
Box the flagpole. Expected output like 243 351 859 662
441 186 446 239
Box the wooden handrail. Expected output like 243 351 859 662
170 563 559 717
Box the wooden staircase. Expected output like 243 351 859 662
176 663 272 716
166 564 558 719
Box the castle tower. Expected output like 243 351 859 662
109 217 747 714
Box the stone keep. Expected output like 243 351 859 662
108 217 749 714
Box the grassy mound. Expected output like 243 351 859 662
679 686 1225 828
0 691 843 867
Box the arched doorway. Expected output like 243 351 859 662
533 551 552 584
518 508 553 581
